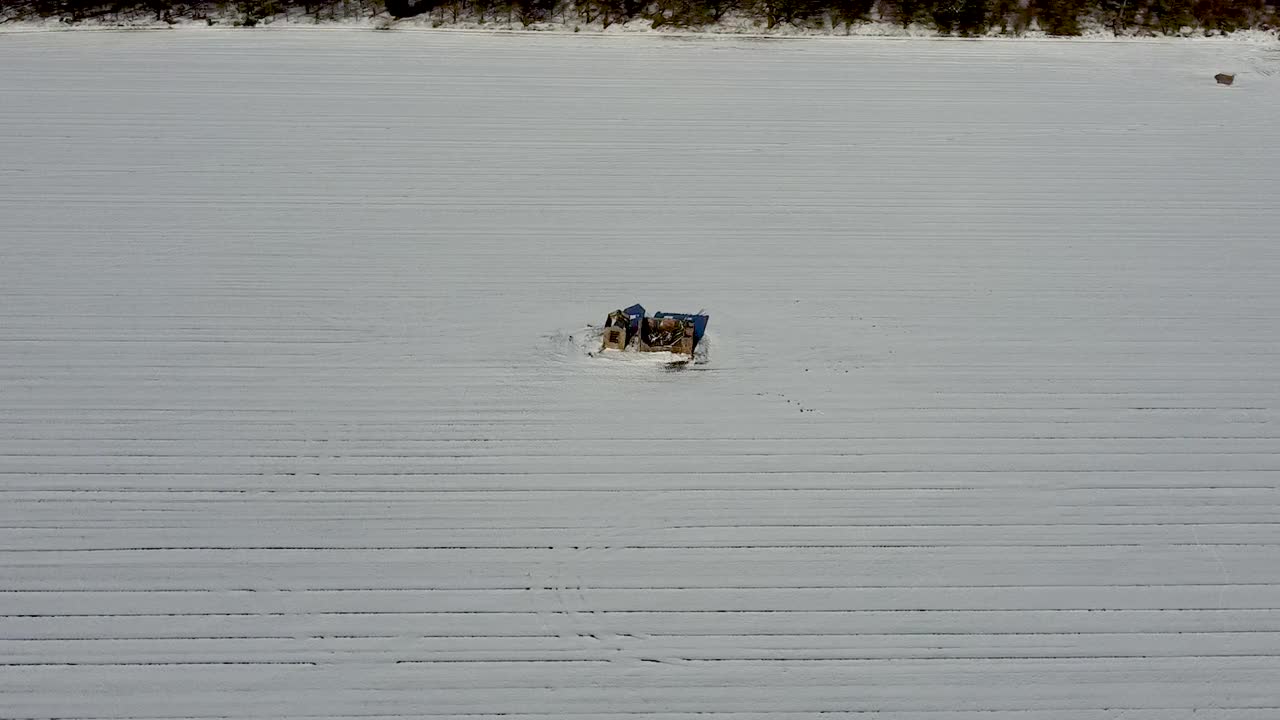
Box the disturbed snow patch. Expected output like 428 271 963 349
549 324 712 371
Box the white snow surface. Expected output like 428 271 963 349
2 31 1280 719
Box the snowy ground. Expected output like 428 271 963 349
2 31 1280 718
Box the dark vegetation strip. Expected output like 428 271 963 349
0 0 1273 39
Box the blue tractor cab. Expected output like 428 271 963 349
653 311 709 350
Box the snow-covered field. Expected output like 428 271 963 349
2 31 1280 718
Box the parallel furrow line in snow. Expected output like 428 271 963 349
5 582 1280 591
10 609 1280 617
12 538 1280 548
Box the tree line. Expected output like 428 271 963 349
1 0 1272 36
